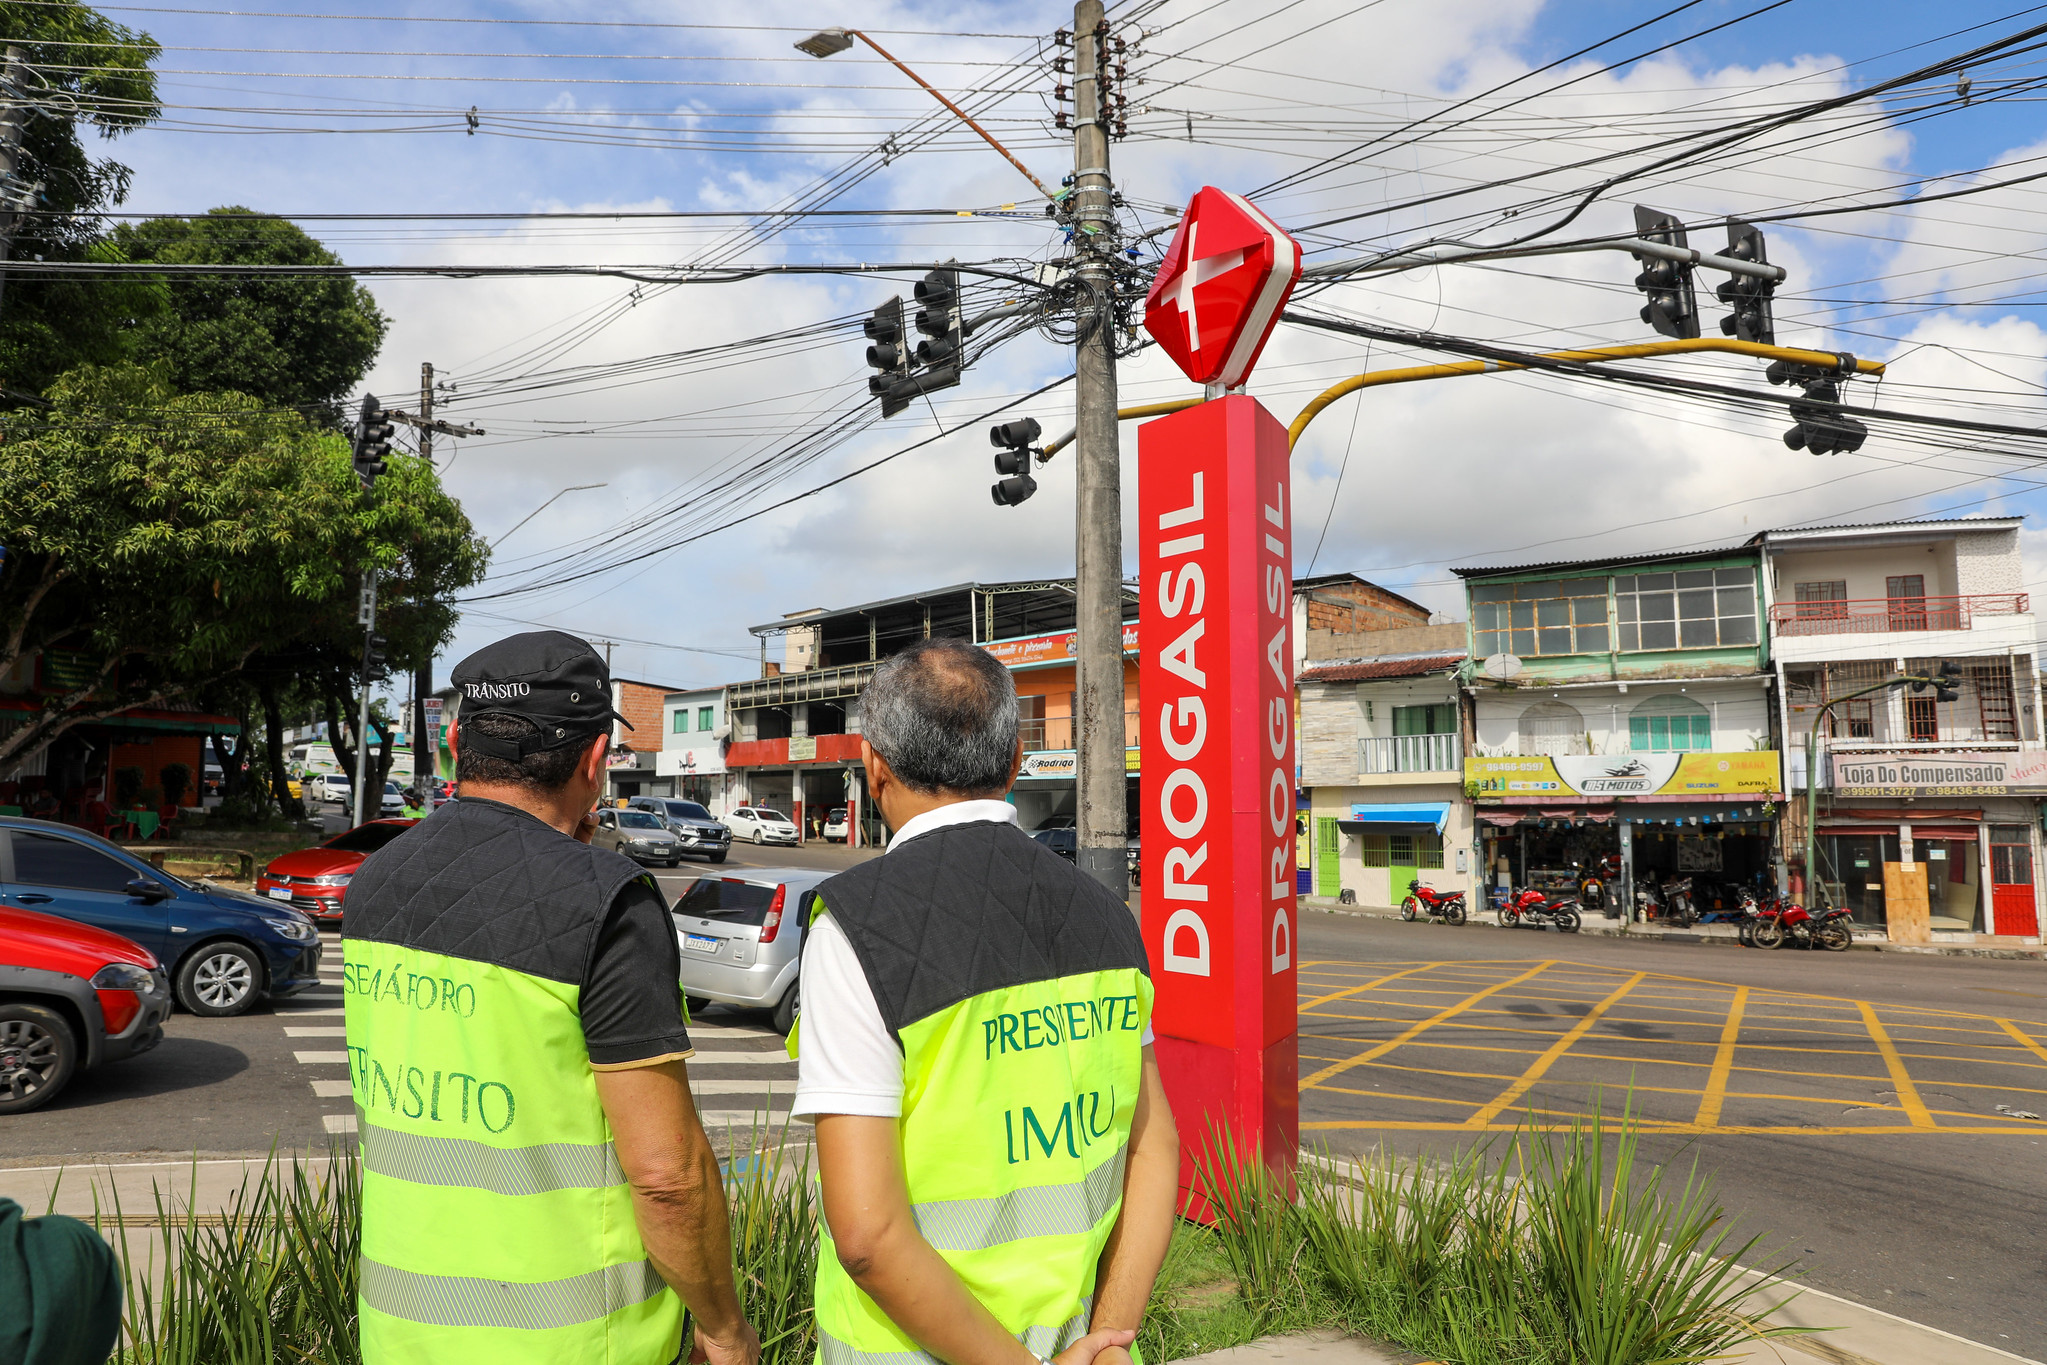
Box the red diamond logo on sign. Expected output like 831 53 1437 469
1142 186 1302 389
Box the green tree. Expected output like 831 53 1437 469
113 209 389 422
0 0 164 391
0 364 487 781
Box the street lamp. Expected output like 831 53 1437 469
490 483 608 548
1802 662 1960 910
795 25 1050 199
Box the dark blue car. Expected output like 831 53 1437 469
0 816 322 1017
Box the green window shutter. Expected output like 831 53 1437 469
1629 716 1649 750
673 711 689 733
1392 705 1422 736
1314 819 1342 897
699 706 714 729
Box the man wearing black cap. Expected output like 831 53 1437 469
341 631 758 1365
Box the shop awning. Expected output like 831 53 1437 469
1345 802 1450 834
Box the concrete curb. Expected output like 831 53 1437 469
1300 899 2047 960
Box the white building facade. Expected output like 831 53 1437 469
1760 518 2045 942
654 685 735 815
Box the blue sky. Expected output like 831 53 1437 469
75 1 2047 686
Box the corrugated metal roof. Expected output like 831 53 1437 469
1758 516 2023 540
1298 652 1466 683
1449 544 1751 578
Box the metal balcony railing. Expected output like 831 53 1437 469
1768 593 2028 637
1359 733 1463 774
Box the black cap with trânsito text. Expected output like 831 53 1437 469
450 630 631 760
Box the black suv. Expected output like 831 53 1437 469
627 797 731 864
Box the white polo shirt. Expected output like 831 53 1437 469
791 800 1149 1122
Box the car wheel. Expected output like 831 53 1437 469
684 995 712 1019
0 1004 78 1115
177 941 264 1017
753 828 764 844
772 979 799 1037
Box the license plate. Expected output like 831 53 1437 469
684 933 720 954
266 886 293 901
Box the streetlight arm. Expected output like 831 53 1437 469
491 483 608 548
841 30 1051 201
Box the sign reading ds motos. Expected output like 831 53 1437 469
1465 752 1780 797
1832 750 2047 797
1139 395 1298 1210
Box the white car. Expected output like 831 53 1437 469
307 774 351 805
822 807 850 842
725 806 800 845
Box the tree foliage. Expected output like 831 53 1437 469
0 365 488 772
0 0 163 392
114 209 389 422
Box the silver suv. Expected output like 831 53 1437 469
627 796 732 864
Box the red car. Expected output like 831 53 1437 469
1 903 171 1114
255 818 418 925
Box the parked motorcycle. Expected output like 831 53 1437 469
1753 900 1852 951
1576 854 1620 915
1659 876 1698 928
1497 887 1581 932
1401 879 1467 926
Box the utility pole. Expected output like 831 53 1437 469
1070 0 1127 899
0 47 31 319
353 574 377 829
413 362 434 790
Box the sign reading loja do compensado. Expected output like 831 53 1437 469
1832 749 2047 796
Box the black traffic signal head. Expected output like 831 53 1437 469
1714 219 1776 346
1630 205 1700 340
1933 661 1962 703
990 471 1038 507
864 298 908 377
351 394 394 492
990 417 1042 451
913 268 960 338
1782 377 1868 455
365 631 390 678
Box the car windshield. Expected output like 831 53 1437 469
668 802 712 821
829 808 847 819
385 783 401 794
673 877 778 924
619 811 663 829
326 823 412 854
757 809 792 824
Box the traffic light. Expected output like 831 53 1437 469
989 418 1041 506
1715 219 1775 345
364 631 390 680
913 268 962 367
1771 363 1868 454
1629 205 1700 340
351 394 394 492
1913 661 1962 703
864 298 912 417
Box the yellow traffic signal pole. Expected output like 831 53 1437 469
1035 336 1886 458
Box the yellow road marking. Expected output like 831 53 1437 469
1695 985 1749 1128
1297 962 1442 1011
1859 1001 1934 1129
1464 972 1646 1127
1999 1017 2047 1065
1300 961 1555 1090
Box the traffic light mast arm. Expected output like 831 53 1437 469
1801 668 1953 911
1300 234 1787 284
1286 337 1885 449
1034 338 1887 460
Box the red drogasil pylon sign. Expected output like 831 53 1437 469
1142 186 1304 389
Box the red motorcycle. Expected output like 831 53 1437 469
1753 899 1852 951
1401 879 1468 926
1495 887 1581 932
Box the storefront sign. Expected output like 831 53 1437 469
982 623 1139 669
1018 751 1077 779
1831 749 2047 797
787 736 817 761
1465 752 1780 797
1139 394 1298 1209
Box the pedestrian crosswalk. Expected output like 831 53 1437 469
282 933 803 1140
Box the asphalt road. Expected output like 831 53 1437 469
0 838 862 1168
1297 908 2047 1354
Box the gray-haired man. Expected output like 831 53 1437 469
793 636 1178 1365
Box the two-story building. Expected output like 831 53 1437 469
1297 631 1472 906
1758 517 2044 942
603 677 683 802
1458 548 1782 917
654 685 735 815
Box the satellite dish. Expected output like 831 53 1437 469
1482 653 1524 681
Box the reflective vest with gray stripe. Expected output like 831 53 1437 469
802 820 1152 1365
341 798 685 1365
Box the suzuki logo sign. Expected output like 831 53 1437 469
1142 187 1303 389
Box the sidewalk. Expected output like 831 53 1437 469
1184 1284 2047 1365
1302 898 2047 960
